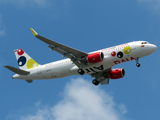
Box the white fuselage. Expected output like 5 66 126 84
13 41 157 80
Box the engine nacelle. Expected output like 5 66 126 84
87 52 104 63
109 68 125 79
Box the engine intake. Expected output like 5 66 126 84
87 52 104 63
109 68 125 79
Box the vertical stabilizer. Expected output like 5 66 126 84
14 49 39 70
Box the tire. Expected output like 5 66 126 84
78 69 85 75
136 63 140 67
92 79 99 86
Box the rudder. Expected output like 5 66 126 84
14 49 39 70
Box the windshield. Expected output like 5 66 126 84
141 41 149 44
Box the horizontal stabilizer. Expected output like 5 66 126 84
4 65 30 75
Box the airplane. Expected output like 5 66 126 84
4 28 157 86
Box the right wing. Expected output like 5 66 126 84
91 68 111 85
30 28 88 67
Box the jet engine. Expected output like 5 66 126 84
109 68 125 79
87 52 104 63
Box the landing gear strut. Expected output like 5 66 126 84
92 79 99 86
78 69 85 75
136 58 140 67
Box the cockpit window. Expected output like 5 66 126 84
141 42 149 44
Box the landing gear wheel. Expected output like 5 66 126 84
135 58 140 67
136 63 140 67
78 69 85 75
92 79 99 86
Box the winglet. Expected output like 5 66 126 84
30 28 38 36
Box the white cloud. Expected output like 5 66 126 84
9 78 128 120
52 78 127 120
137 0 160 11
0 0 50 8
138 0 160 3
0 14 5 36
0 30 5 35
35 101 42 107
118 104 127 115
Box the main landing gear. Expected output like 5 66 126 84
136 58 140 67
78 69 85 75
92 79 99 86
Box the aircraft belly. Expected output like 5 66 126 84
83 57 113 74
17 61 75 80
46 63 74 79
51 66 73 79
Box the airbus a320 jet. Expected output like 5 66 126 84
4 28 157 86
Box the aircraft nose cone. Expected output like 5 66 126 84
149 44 157 54
152 44 157 52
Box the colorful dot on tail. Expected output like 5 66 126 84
27 59 39 69
17 49 24 56
18 56 26 66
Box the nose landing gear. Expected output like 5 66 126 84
136 58 140 67
136 63 140 67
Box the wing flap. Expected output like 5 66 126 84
48 45 81 67
91 68 111 85
100 78 110 85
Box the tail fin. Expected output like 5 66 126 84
14 49 39 70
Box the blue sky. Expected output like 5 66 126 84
0 0 160 120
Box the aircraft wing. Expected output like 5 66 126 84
91 68 111 85
30 28 88 67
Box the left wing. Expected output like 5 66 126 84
30 28 111 85
30 28 88 67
